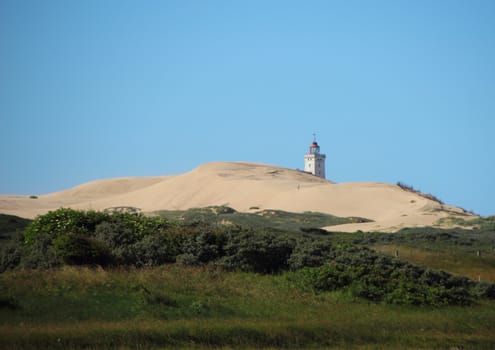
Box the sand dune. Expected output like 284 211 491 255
0 162 472 232
42 176 168 202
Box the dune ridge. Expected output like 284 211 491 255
0 162 472 232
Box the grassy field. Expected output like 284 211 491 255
373 244 495 282
1 266 495 349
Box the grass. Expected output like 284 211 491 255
435 215 495 231
329 226 495 257
373 244 495 282
152 206 371 232
1 266 495 349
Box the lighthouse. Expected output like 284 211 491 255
304 135 326 179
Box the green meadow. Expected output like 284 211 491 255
2 266 495 349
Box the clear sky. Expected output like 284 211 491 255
1 1 494 216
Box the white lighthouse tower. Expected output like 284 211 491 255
304 135 326 179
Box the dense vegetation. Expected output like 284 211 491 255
335 223 495 254
154 205 370 232
1 209 495 349
2 208 494 307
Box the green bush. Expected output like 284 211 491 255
134 233 182 266
21 232 61 269
19 208 173 268
177 230 224 266
289 247 479 306
472 281 495 299
94 221 139 264
218 229 295 273
0 229 25 272
53 233 113 266
0 244 22 273
23 208 107 245
288 239 334 269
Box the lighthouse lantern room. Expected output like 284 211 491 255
304 135 326 179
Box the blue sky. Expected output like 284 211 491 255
1 1 494 216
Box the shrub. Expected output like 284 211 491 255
0 244 23 273
472 281 495 299
218 230 295 273
18 209 173 268
21 232 61 269
288 239 333 269
23 208 108 245
93 214 172 266
178 231 224 265
94 221 139 264
134 233 182 266
53 233 113 266
288 247 481 306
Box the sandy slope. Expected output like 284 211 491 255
0 162 471 232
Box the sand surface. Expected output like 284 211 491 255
0 162 472 232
